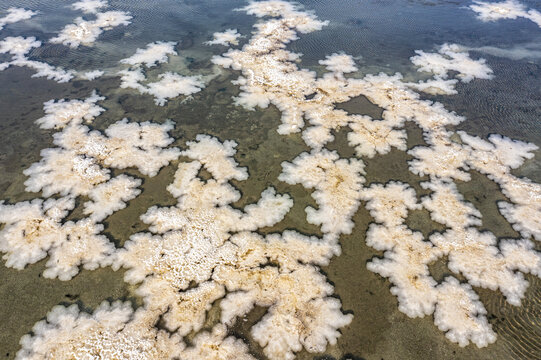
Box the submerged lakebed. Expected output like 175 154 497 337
0 0 540 359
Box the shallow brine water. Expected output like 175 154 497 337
0 0 540 359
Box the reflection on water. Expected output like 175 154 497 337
0 0 540 359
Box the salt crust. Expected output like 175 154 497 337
51 8 132 48
279 149 365 240
120 41 177 68
0 93 180 281
0 8 36 31
0 198 114 280
0 36 75 83
16 302 184 360
113 134 350 359
470 0 541 28
83 174 142 221
72 0 108 14
212 1 541 348
0 36 41 56
410 43 493 84
212 1 474 156
204 28 242 46
118 42 205 105
82 69 104 80
35 90 105 129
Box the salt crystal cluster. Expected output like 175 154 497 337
409 43 493 94
279 149 365 241
211 0 541 349
0 91 179 280
0 7 36 31
0 35 75 83
16 302 184 359
51 0 132 48
470 0 541 27
205 28 243 46
113 134 351 359
118 41 205 105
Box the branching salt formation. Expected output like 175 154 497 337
0 92 179 280
205 28 243 46
6 0 541 357
470 0 541 28
16 302 184 359
0 36 75 83
72 0 108 14
409 43 493 94
0 7 36 31
279 149 365 241
118 42 205 105
51 0 132 48
211 0 541 349
35 90 105 129
113 134 351 360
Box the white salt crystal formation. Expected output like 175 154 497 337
118 42 205 105
0 7 36 31
0 36 75 83
205 28 242 46
35 90 105 129
51 0 132 48
216 2 541 348
16 302 184 360
470 0 541 28
114 134 351 359
410 43 493 94
72 0 108 14
279 149 365 241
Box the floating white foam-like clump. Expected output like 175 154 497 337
72 0 108 14
0 7 36 31
51 10 132 48
182 134 248 183
280 149 365 240
319 53 358 74
405 78 459 95
82 69 104 80
83 174 142 221
17 302 184 360
36 90 105 129
470 0 541 28
0 36 41 56
0 197 74 269
205 29 242 46
118 43 205 105
411 43 493 83
120 41 177 67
